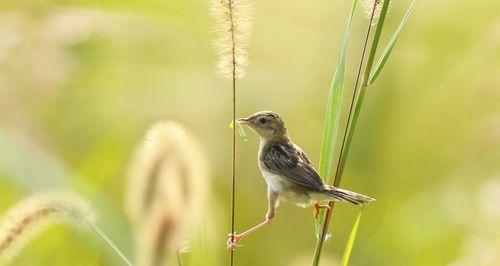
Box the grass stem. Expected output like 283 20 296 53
229 0 237 264
89 222 132 266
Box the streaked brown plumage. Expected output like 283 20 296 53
227 111 375 250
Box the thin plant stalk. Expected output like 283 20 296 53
335 0 380 187
230 4 237 264
369 0 419 84
312 0 392 265
212 0 253 263
340 0 392 177
230 78 237 266
89 222 132 266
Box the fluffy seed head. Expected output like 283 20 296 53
126 121 209 266
361 0 389 25
212 0 253 79
0 193 95 263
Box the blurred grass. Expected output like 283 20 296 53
0 0 499 265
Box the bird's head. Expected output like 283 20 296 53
238 111 289 141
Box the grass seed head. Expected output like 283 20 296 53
212 0 253 79
0 192 95 263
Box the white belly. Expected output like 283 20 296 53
260 167 314 208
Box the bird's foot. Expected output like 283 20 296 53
227 233 243 250
313 202 331 219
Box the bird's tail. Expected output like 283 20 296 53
322 186 375 206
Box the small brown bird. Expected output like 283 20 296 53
227 111 375 250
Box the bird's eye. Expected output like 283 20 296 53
258 117 267 124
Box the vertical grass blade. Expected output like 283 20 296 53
368 0 419 85
315 0 359 238
336 0 392 180
339 208 364 266
319 0 358 185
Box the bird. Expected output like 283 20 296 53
227 110 375 250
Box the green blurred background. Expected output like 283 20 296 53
1 0 500 265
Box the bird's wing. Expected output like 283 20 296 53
294 144 313 165
262 144 325 191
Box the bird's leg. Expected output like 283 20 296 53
313 201 331 219
227 190 278 250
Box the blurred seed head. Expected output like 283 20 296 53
126 122 208 224
135 200 193 266
0 192 95 264
126 121 209 266
477 178 500 220
212 0 253 79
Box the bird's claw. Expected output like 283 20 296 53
313 202 331 219
227 233 243 250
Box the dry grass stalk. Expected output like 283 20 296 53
211 2 253 264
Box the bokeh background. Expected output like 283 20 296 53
1 0 500 265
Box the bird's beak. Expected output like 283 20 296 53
237 118 250 125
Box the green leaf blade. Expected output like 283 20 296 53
340 208 364 266
368 0 419 85
315 0 358 240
